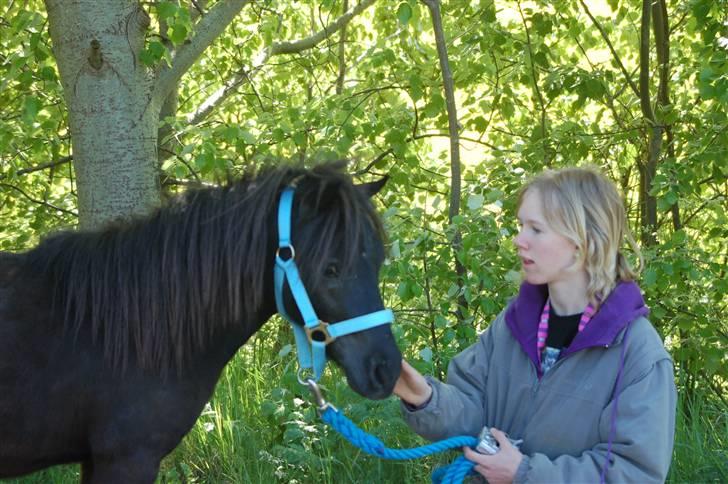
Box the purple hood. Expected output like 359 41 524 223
505 281 649 374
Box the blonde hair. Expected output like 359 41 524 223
517 166 642 306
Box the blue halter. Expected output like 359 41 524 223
274 186 394 381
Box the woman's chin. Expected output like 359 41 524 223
523 273 546 285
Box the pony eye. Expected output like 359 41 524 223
324 263 340 278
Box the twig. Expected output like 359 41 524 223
0 182 77 217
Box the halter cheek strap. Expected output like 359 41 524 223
274 186 394 381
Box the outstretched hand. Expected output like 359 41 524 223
463 428 523 484
392 359 433 407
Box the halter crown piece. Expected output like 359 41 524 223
274 186 394 381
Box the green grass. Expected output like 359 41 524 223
7 343 727 483
668 394 728 483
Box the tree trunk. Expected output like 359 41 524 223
44 0 249 228
638 0 660 247
45 0 161 229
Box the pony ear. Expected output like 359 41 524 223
356 176 388 198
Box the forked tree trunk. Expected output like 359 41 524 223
44 0 250 229
44 0 374 229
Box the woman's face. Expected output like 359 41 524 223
514 188 583 287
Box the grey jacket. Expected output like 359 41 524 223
402 282 676 483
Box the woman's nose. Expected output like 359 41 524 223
514 231 527 249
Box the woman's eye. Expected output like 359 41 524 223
324 263 340 278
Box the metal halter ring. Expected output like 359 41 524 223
297 367 314 385
276 245 295 261
305 321 335 345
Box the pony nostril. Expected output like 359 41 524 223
371 357 390 387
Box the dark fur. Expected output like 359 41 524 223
0 162 400 483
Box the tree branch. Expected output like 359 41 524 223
517 0 550 164
0 155 74 179
420 0 468 321
579 0 641 100
154 0 250 104
0 182 78 217
336 0 349 95
269 0 376 56
639 0 655 123
638 0 660 246
186 0 377 126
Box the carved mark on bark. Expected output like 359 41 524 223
88 39 103 70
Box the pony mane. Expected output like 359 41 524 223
21 162 383 375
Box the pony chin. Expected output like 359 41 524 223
343 365 399 400
330 330 402 400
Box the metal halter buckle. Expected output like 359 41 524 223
305 321 335 345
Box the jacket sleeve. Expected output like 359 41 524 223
400 313 500 442
516 357 677 484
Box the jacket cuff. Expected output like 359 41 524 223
400 382 433 411
513 455 530 484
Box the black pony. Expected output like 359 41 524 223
0 163 401 483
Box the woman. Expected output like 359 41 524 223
394 167 676 483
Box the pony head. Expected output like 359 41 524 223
277 167 401 399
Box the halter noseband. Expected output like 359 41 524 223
273 186 394 381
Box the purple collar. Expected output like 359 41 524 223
505 281 649 374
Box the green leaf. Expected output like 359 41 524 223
691 0 712 25
22 96 42 123
419 347 433 363
239 130 256 144
283 426 305 443
271 127 286 142
260 400 279 417
390 239 401 258
140 41 166 66
467 193 484 211
643 268 657 287
397 3 412 25
39 66 56 81
169 23 188 44
277 344 292 358
157 2 178 19
533 51 549 68
292 131 306 147
505 270 521 285
397 281 411 301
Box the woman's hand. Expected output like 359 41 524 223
463 428 523 484
392 359 433 406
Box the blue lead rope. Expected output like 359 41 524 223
318 405 478 483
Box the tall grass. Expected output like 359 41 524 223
668 393 728 483
8 335 727 483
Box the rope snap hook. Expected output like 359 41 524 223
306 379 336 413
